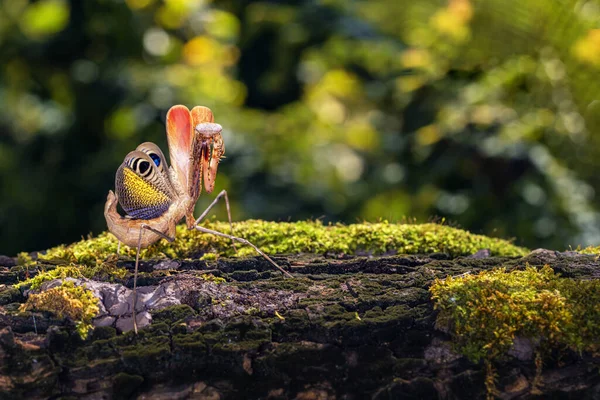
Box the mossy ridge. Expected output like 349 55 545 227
35 220 527 266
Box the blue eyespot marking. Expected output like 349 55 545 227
149 153 161 167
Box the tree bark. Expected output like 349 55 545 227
0 250 599 399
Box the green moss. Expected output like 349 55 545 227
15 262 127 291
90 326 117 341
0 286 23 305
19 281 100 339
430 265 600 363
122 343 171 373
17 252 34 266
200 252 219 261
112 372 143 399
15 265 84 290
39 233 123 265
153 304 197 324
200 273 226 284
38 220 527 266
578 245 600 255
88 258 128 281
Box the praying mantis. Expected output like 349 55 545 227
104 105 292 333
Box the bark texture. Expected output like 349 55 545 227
0 250 599 399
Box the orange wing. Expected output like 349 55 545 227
166 105 193 192
191 106 214 125
166 105 215 197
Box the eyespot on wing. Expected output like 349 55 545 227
116 151 174 219
136 142 171 182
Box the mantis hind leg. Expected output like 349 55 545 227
193 225 292 278
131 224 175 334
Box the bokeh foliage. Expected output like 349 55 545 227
1 0 600 254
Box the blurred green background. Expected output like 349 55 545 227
2 0 600 255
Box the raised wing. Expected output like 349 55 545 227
166 105 193 192
191 106 214 125
115 150 175 220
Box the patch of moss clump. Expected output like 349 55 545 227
37 220 527 266
17 252 35 267
0 286 23 305
112 372 144 399
20 281 100 339
430 265 600 397
578 245 600 255
430 265 600 362
153 304 197 325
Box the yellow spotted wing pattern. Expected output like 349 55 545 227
115 149 174 219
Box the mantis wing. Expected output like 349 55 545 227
166 105 215 197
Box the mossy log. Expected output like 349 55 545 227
0 222 599 399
